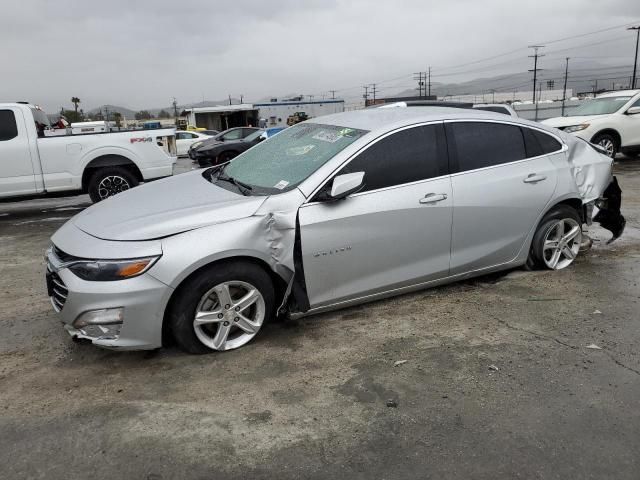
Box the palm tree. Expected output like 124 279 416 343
71 97 80 113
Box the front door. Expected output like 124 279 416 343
299 123 453 308
0 108 37 197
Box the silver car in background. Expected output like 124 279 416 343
46 108 624 353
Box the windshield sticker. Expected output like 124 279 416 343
338 128 358 137
274 180 290 190
312 130 342 143
286 145 315 156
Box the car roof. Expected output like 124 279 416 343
596 89 640 98
311 106 526 133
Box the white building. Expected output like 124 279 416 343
254 98 345 127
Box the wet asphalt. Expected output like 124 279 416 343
0 156 639 479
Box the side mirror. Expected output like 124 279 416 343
627 106 640 115
329 172 365 200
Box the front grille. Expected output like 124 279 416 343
48 266 68 312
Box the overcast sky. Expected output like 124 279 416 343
2 0 640 112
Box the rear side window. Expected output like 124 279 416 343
521 127 562 157
0 110 18 141
447 122 526 173
339 124 447 192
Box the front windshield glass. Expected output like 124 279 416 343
568 97 631 116
221 123 368 194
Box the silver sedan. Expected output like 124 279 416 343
46 107 624 353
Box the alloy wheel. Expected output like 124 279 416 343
193 280 266 351
97 175 131 199
597 138 615 157
542 218 582 270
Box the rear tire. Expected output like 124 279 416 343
88 166 138 203
168 262 275 354
527 205 582 270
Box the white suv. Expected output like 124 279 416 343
542 89 640 158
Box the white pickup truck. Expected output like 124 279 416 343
0 103 177 203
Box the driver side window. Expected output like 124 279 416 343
337 123 448 193
223 129 242 140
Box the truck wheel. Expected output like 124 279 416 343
88 167 139 203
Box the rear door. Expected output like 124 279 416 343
299 123 453 308
446 121 560 274
0 108 37 197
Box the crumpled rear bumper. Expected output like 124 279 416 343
593 176 625 244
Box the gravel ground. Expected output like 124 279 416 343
1 157 639 480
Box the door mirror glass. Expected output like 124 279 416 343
329 172 365 200
627 106 640 115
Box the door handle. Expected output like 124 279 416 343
419 193 448 204
523 173 547 183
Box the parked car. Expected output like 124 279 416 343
175 130 213 157
542 89 640 158
188 127 261 159
0 103 176 203
473 103 518 117
191 129 266 167
46 107 624 353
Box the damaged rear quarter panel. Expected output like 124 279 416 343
556 136 613 204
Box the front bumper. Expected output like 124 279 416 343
46 252 173 350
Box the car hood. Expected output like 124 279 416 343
73 170 267 241
541 115 602 128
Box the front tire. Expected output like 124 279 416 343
592 133 619 159
168 262 275 354
88 166 138 203
527 206 582 270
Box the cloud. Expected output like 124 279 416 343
1 0 639 112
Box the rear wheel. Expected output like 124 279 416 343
168 262 275 354
527 206 582 270
592 133 619 158
88 166 138 203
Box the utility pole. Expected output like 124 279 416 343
414 72 425 97
228 95 232 106
370 83 378 104
628 26 640 89
172 97 178 120
427 66 432 97
592 79 598 97
240 94 244 104
528 45 545 104
561 58 570 116
490 89 496 103
362 85 370 107
329 90 336 99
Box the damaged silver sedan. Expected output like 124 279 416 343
46 108 624 353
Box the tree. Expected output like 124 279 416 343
112 112 122 128
71 97 81 114
157 109 171 119
62 109 84 123
135 110 153 120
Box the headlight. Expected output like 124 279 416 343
67 256 160 281
564 124 590 133
191 141 203 150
